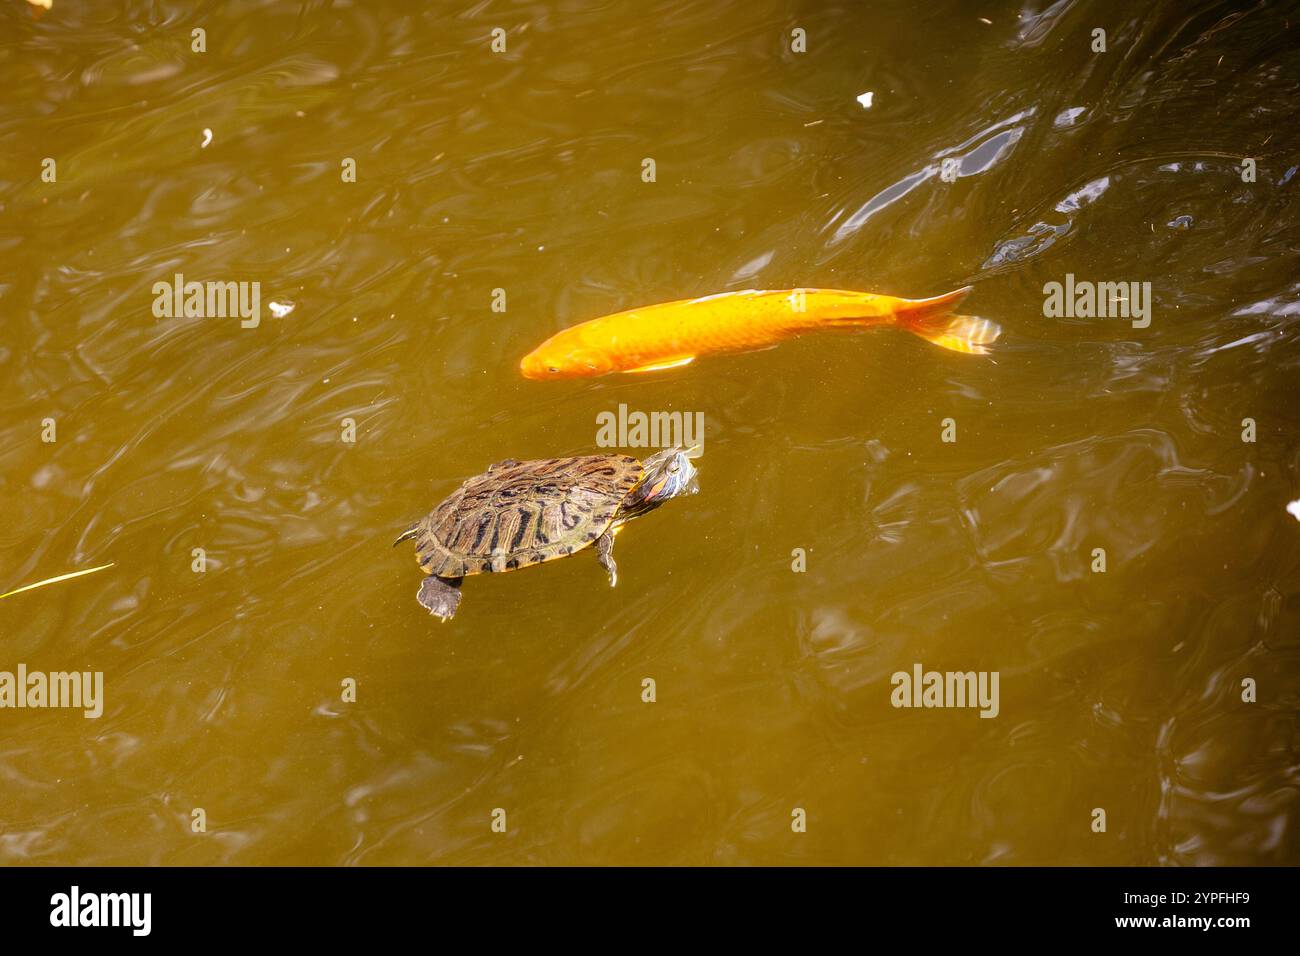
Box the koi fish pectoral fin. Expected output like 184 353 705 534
622 356 697 373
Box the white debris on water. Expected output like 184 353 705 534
856 91 874 109
1287 499 1300 522
268 301 295 318
1054 107 1086 127
200 128 213 148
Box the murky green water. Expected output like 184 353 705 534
2 0 1298 865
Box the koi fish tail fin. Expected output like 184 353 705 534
905 313 1002 355
895 286 1001 355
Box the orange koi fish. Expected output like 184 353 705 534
519 286 999 379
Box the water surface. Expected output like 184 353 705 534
1 0 1298 865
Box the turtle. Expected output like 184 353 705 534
394 447 699 621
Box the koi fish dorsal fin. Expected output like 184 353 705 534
623 356 696 373
895 287 1001 354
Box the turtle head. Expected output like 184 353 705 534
630 446 699 511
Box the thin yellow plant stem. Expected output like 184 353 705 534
0 562 115 601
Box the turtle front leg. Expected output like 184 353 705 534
595 531 618 587
417 575 463 621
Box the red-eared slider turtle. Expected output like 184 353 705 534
394 447 699 621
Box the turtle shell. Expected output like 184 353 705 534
412 455 643 578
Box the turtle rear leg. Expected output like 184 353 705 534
417 575 463 621
596 531 617 588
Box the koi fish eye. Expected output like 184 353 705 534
547 366 559 373
668 461 680 474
